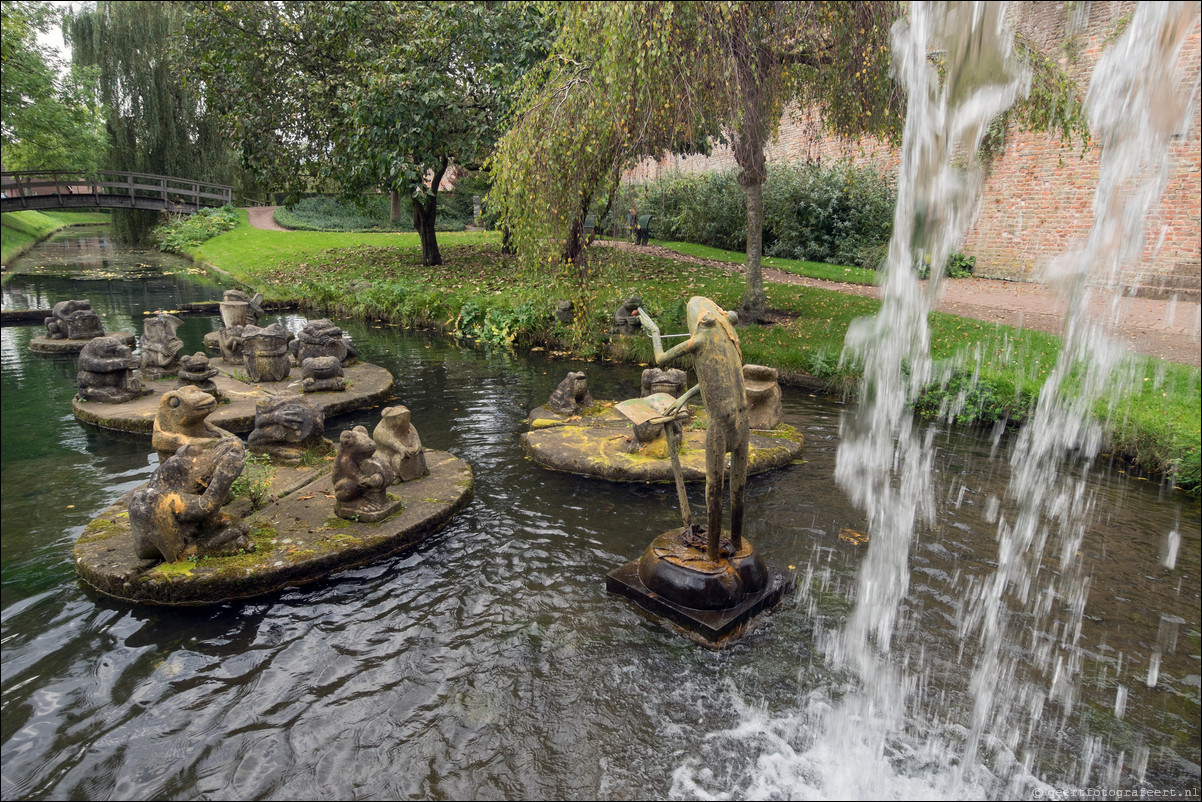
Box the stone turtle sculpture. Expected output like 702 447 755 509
151 386 236 462
333 426 398 523
548 371 594 416
372 405 427 483
77 336 143 403
130 437 253 563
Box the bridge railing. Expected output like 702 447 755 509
0 170 234 212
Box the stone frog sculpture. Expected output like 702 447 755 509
333 426 397 522
176 352 221 398
290 319 358 367
140 313 185 379
77 336 143 403
639 297 748 559
130 437 253 563
372 405 427 482
247 396 327 464
301 356 345 393
241 322 292 382
743 364 783 430
45 299 105 340
151 385 236 462
613 295 643 335
548 371 594 416
640 367 688 398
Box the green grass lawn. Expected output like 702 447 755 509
184 212 1200 492
644 239 879 285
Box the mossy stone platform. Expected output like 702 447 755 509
72 362 394 434
30 332 137 354
74 450 473 605
520 403 804 483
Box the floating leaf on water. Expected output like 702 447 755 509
838 528 868 545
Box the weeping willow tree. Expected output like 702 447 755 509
490 3 714 320
490 1 904 323
68 2 238 243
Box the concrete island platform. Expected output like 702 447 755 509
519 402 804 483
30 332 137 354
72 362 395 434
73 450 473 605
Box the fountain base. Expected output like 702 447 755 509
607 530 795 646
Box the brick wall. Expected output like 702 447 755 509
624 2 1201 290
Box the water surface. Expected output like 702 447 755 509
1 232 1197 799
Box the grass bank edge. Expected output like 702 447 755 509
1 210 111 264
187 214 1200 495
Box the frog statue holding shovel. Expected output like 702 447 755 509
633 297 770 614
639 297 748 558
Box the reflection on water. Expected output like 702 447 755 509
2 225 225 314
0 233 1198 799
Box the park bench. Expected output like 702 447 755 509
584 213 598 243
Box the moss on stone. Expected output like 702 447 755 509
147 560 196 579
756 423 801 440
77 517 121 545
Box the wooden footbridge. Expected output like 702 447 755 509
1 170 233 214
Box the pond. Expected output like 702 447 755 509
1 229 1198 799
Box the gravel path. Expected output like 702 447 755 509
241 210 1200 367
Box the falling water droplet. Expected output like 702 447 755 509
1157 614 1184 654
1163 529 1180 569
1147 651 1161 688
1114 685 1127 719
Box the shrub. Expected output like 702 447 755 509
617 163 896 268
153 205 239 253
915 250 976 280
617 171 746 251
276 187 481 233
763 163 896 268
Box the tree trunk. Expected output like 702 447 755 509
411 158 448 267
561 189 593 280
389 188 402 223
501 225 517 255
739 177 766 323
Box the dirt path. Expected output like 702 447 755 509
246 206 287 232
603 241 1201 368
241 212 1200 367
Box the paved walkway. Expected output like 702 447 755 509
610 242 1201 368
242 210 1200 367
